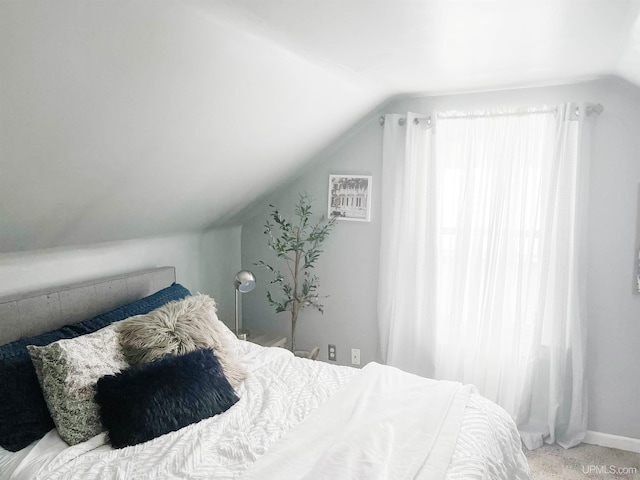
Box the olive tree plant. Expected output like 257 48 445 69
255 193 335 353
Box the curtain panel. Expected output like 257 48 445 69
378 105 592 449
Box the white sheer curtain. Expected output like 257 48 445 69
378 105 591 449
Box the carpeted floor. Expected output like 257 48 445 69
524 443 640 479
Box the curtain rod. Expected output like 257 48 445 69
379 103 604 126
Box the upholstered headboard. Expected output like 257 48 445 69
0 267 176 346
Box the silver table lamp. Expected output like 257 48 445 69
234 270 256 339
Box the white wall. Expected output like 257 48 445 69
241 118 382 364
0 226 242 328
241 76 640 440
198 225 242 330
0 233 202 298
0 0 377 253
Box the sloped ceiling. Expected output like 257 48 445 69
1 0 639 253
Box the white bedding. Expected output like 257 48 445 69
241 362 473 479
1 342 529 480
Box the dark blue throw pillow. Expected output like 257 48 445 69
0 283 191 452
95 348 239 449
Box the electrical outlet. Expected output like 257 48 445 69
351 348 360 366
328 344 337 361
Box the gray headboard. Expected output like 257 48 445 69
0 267 176 346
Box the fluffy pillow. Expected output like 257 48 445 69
117 294 247 388
95 348 239 449
0 283 191 452
27 325 128 445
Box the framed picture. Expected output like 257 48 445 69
328 175 372 222
636 184 640 294
636 249 640 294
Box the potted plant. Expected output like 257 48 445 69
255 193 335 353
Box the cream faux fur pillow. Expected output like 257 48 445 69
117 294 247 388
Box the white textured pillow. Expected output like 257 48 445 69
27 325 128 445
216 316 244 358
117 294 247 388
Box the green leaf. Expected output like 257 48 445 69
257 193 335 328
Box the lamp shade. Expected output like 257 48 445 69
234 270 256 294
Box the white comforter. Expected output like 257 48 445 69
1 342 529 480
242 362 473 480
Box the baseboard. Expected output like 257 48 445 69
584 431 640 453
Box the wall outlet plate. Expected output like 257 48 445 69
328 344 336 361
351 348 360 365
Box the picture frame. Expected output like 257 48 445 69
636 249 640 294
327 174 372 222
636 184 640 294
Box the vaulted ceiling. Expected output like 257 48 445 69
2 0 640 252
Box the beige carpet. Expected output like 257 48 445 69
524 443 640 479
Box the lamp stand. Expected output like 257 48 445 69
235 289 239 335
235 290 249 340
233 270 256 341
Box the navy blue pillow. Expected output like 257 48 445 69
96 348 239 449
0 283 191 452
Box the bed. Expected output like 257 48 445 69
0 267 530 479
